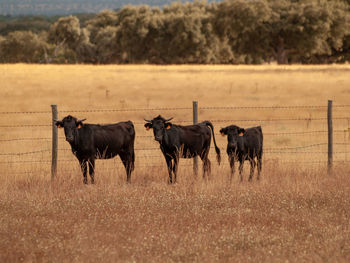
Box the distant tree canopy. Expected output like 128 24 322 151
0 0 350 64
0 30 48 63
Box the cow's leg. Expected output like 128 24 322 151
120 152 133 183
248 157 256 182
200 148 211 179
165 156 173 184
257 155 262 180
129 149 135 182
79 159 88 184
88 158 95 184
229 155 235 182
238 156 244 182
202 158 211 179
173 156 179 183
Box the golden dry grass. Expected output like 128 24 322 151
1 64 350 262
1 165 350 262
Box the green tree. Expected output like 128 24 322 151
92 26 118 63
74 28 96 63
48 15 95 63
303 0 350 63
86 10 118 42
214 0 350 64
270 0 336 63
157 2 220 63
86 10 119 63
113 5 155 63
213 0 271 64
48 15 82 49
268 0 350 64
0 31 48 63
110 2 236 64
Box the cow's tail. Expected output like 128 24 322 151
257 126 263 157
127 121 135 172
204 121 221 165
126 121 135 137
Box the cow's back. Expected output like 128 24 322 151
83 121 135 158
161 123 211 158
244 126 263 155
174 123 211 148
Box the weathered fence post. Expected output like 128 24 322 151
51 105 58 180
193 101 198 175
328 100 333 173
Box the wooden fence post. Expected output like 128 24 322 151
51 105 58 180
193 101 198 175
328 100 333 173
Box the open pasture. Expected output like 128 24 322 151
1 64 350 262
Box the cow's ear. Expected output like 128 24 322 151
145 123 152 130
55 121 63 128
77 121 83 129
220 128 227 136
238 128 245 136
165 122 172 130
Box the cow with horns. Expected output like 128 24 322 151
220 125 263 182
56 115 135 184
144 115 221 183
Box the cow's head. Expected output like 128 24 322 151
144 115 173 142
55 115 86 143
220 125 245 148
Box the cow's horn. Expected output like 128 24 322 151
165 117 173 122
144 118 152 123
78 118 87 122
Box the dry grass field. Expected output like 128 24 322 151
1 64 350 262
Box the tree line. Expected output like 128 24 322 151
1 0 350 64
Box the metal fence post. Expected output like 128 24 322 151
193 101 198 175
51 105 58 180
328 100 333 173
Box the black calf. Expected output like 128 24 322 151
220 125 263 181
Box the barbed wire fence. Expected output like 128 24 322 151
0 100 349 178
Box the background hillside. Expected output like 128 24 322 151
0 0 188 16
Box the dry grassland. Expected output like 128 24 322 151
1 64 350 262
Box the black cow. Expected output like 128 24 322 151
56 115 135 184
220 125 263 182
144 115 221 183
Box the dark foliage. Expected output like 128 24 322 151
0 0 349 64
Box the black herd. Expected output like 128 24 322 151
56 115 263 184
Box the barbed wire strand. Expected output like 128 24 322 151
200 105 350 110
0 124 51 128
2 129 349 143
60 107 192 113
1 104 350 115
0 149 50 156
1 116 350 128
